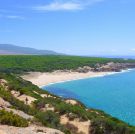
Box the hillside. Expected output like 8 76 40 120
0 72 135 134
0 44 60 55
0 56 135 134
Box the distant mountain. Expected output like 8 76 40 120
0 44 61 55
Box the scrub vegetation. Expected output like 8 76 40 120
0 55 135 134
0 55 134 73
0 72 135 134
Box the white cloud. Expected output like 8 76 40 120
6 15 24 20
34 2 82 11
33 0 104 11
131 48 135 51
0 15 24 20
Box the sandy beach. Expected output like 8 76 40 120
22 71 114 87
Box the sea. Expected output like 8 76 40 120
42 69 135 125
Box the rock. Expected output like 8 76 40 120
11 91 37 105
41 104 55 112
41 94 48 98
5 107 33 120
60 115 91 134
76 66 94 73
0 97 11 108
0 125 64 134
65 99 78 105
97 62 135 72
0 79 8 89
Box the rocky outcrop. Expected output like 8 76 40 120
76 66 94 73
0 125 64 134
5 108 33 120
11 90 37 105
65 99 78 105
97 62 135 72
0 97 11 108
75 63 135 73
0 97 33 120
60 114 91 134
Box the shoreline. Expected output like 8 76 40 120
43 68 135 87
21 69 134 88
22 71 114 87
42 72 116 88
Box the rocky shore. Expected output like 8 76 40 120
76 62 135 73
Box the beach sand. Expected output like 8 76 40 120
22 71 114 87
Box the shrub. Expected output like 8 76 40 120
0 110 28 127
35 111 60 128
65 123 78 134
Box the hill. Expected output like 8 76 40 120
0 44 60 55
0 55 135 73
0 72 135 134
0 55 135 133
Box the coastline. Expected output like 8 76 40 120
22 69 134 88
22 71 116 88
42 72 116 87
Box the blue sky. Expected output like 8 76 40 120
0 0 135 56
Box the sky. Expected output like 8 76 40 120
0 0 135 56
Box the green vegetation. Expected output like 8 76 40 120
35 111 60 128
0 72 53 99
0 110 28 127
0 55 134 73
0 55 135 133
0 86 69 133
0 74 69 133
34 97 135 134
0 70 135 133
0 87 37 116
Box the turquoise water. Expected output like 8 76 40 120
43 69 135 125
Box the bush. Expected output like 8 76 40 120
35 111 60 128
0 87 37 116
0 110 28 127
1 72 135 134
65 123 78 134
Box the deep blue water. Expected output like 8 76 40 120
42 69 135 125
